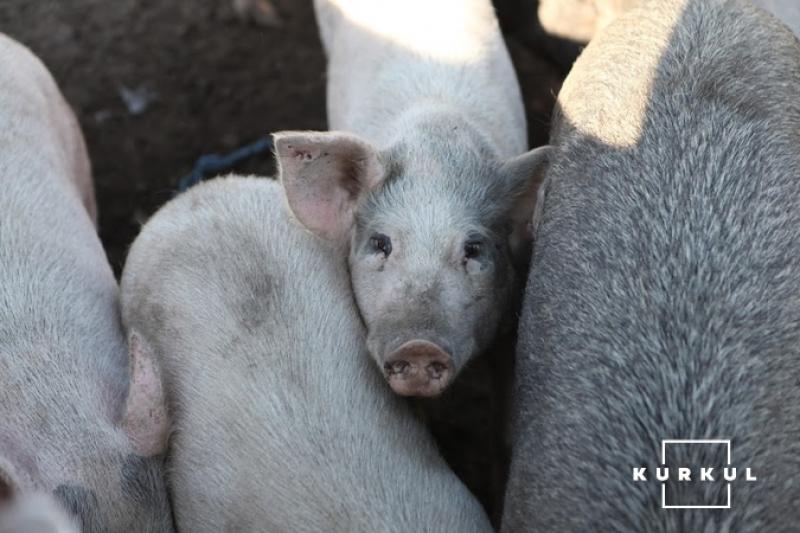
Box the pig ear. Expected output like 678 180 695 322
274 131 385 243
120 331 169 457
501 145 553 257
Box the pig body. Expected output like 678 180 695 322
120 177 494 532
0 34 172 532
275 0 551 396
314 0 526 155
504 0 800 530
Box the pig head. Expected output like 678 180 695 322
275 128 550 396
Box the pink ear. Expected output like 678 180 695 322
121 332 169 457
274 131 384 242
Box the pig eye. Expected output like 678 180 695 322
369 233 392 257
464 240 482 260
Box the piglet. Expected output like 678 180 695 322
274 0 551 397
121 177 494 533
0 33 173 532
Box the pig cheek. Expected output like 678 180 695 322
352 257 402 320
461 269 503 353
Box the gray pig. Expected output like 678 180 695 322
0 33 173 532
504 0 800 530
120 177 494 532
274 0 551 397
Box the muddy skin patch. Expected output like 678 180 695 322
121 454 173 532
121 454 164 508
238 272 274 333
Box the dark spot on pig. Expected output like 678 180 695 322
121 454 163 506
53 483 102 532
121 454 173 530
238 272 274 332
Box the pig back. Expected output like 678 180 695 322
505 0 800 530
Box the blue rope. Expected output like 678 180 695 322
177 136 274 193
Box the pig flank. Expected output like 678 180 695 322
503 0 800 530
0 34 172 532
120 177 493 532
275 0 550 396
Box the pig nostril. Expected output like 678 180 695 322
427 362 447 379
384 361 410 376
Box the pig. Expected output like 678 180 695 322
0 493 79 533
502 0 800 530
120 176 494 533
273 0 551 397
534 0 797 54
498 0 638 72
536 0 637 43
0 33 173 532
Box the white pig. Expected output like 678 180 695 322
274 0 551 396
0 33 173 532
120 176 494 532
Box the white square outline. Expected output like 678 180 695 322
660 439 731 509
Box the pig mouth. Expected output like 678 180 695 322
381 339 455 397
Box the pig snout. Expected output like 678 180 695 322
382 340 454 397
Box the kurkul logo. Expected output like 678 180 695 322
632 439 757 509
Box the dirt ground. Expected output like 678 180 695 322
0 0 565 524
